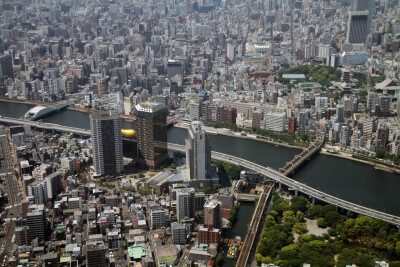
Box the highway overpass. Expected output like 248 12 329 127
167 143 400 227
0 116 90 136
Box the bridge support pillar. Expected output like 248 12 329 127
278 182 282 190
398 225 400 233
295 189 298 196
311 196 315 205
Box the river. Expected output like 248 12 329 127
0 101 399 216
223 202 255 267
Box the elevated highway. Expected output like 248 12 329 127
167 143 400 227
0 116 90 136
1 117 399 226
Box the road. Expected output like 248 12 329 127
0 131 20 206
1 119 399 226
168 143 400 226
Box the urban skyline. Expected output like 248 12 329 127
0 0 399 266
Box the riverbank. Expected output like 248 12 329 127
320 148 400 174
0 97 47 106
175 123 304 151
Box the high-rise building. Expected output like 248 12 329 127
340 125 349 146
336 104 344 123
352 0 373 30
45 172 62 200
298 112 308 135
86 242 106 267
186 121 211 181
252 110 264 128
27 205 46 243
90 112 123 178
203 200 221 229
135 102 168 169
264 112 286 132
378 96 391 113
171 222 187 245
198 226 221 244
367 92 378 111
287 117 297 134
0 54 13 79
97 77 108 97
376 126 389 151
347 11 369 44
150 207 167 229
176 188 195 223
28 180 48 205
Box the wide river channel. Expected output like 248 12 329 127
0 101 399 216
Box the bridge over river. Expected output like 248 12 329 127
1 116 399 226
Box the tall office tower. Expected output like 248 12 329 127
45 172 62 200
336 104 344 123
367 92 378 111
28 180 48 205
203 200 221 229
90 111 123 178
86 242 106 267
352 0 373 30
347 11 369 44
0 54 13 79
176 188 195 223
298 112 307 135
376 126 389 151
97 77 108 97
186 121 211 181
135 102 168 169
27 205 46 243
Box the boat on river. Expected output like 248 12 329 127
227 236 243 259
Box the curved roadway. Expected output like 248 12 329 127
1 117 399 226
167 143 400 226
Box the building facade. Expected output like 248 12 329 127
90 111 123 178
135 102 168 169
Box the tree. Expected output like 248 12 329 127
337 248 374 267
376 149 387 159
168 163 177 169
317 217 326 228
291 196 310 213
282 210 296 225
293 222 307 234
279 244 299 260
324 211 342 226
296 211 305 222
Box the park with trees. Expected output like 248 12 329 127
256 193 400 266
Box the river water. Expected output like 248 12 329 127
223 202 255 267
0 101 399 216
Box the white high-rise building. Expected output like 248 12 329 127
315 97 328 110
90 111 123 178
264 112 286 132
340 125 349 146
186 121 211 180
176 188 195 223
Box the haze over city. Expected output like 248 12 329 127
0 0 399 266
